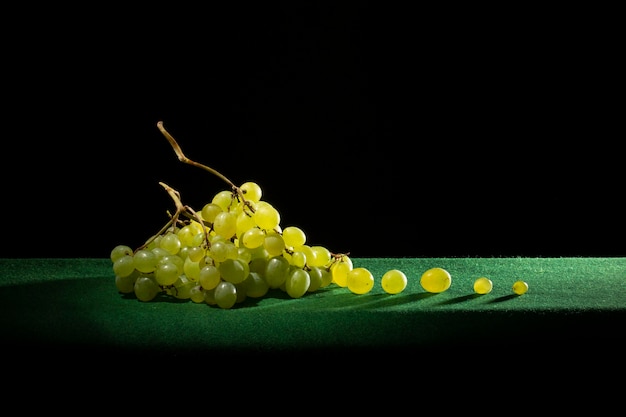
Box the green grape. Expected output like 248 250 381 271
213 211 237 239
237 247 252 264
113 255 135 278
212 190 234 211
253 202 280 230
110 245 133 262
288 250 307 268
420 267 451 293
282 226 306 248
133 248 158 273
381 269 408 294
187 246 205 262
242 227 265 249
263 233 285 256
115 269 139 293
249 255 268 275
248 245 269 259
473 277 493 294
218 258 249 284
177 224 199 247
295 245 314 266
189 285 205 303
151 246 170 260
155 261 180 286
209 240 237 263
236 211 256 237
204 287 217 305
147 234 162 250
320 268 333 288
235 282 247 304
201 202 223 223
240 181 262 202
330 255 352 287
134 276 160 302
199 264 221 290
214 281 237 309
183 256 203 281
264 255 290 289
160 232 182 255
347 267 374 295
285 268 310 298
243 272 269 298
178 246 190 260
306 266 324 292
171 275 194 299
512 280 529 295
309 245 331 267
159 254 184 275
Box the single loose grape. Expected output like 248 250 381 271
473 277 493 294
381 269 408 294
512 280 529 295
347 267 374 295
420 267 452 293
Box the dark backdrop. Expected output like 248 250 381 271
2 3 622 258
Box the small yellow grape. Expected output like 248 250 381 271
473 277 493 294
346 267 374 295
381 269 408 294
512 280 529 295
420 267 451 293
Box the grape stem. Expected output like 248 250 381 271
157 121 251 210
156 121 347 259
135 181 208 252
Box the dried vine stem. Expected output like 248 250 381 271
156 121 251 210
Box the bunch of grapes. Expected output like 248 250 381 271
109 122 391 309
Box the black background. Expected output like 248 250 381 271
2 3 622 258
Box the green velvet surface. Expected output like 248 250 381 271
2 257 626 359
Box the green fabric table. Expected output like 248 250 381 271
2 257 626 362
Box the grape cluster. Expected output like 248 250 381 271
109 122 527 308
110 180 364 308
108 122 394 308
